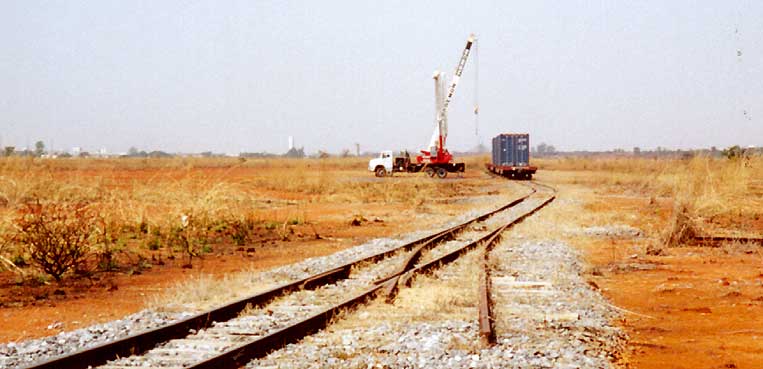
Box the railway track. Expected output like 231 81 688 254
242 181 557 368
23 183 548 369
479 181 556 346
244 180 626 368
208 182 554 369
189 183 555 369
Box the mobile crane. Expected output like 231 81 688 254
369 34 476 178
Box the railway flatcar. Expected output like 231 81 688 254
485 133 537 180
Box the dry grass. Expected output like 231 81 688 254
0 155 491 276
537 155 762 240
537 155 760 199
147 267 278 311
656 156 759 243
367 251 482 324
527 154 762 262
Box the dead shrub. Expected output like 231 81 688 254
12 201 99 281
223 216 257 246
645 242 667 256
663 205 699 247
167 213 210 267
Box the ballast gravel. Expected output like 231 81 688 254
100 205 522 367
246 225 625 368
581 224 643 238
0 200 502 368
0 310 194 368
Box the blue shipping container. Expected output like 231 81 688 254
492 133 530 167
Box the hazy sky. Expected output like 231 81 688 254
1 1 761 154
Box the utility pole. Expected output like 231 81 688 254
355 143 360 157
473 35 480 150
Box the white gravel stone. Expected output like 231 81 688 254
0 310 194 368
245 198 625 368
581 224 643 238
0 190 520 368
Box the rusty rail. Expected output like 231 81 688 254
691 236 763 246
23 185 535 369
187 187 556 369
478 270 495 345
375 191 535 303
189 283 388 369
478 190 557 347
382 243 425 303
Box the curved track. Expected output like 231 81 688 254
24 183 538 369
479 181 556 345
187 182 556 369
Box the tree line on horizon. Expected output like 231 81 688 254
1 140 759 160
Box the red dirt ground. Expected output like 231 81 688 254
577 196 763 369
6 164 762 369
0 220 426 340
0 239 356 341
0 175 500 342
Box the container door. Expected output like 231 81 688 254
516 134 529 166
501 135 508 166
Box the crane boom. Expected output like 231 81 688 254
437 33 476 131
424 33 476 164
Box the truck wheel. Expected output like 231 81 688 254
375 167 387 177
424 167 435 177
436 167 448 178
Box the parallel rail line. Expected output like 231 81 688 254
189 183 556 368
479 182 556 346
24 185 536 369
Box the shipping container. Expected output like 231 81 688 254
486 133 537 180
492 133 530 166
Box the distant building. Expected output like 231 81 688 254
72 147 81 156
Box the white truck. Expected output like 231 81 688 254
368 34 475 179
368 150 406 177
368 150 463 178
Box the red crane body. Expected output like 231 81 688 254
417 34 476 165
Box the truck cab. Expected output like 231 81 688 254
368 150 394 177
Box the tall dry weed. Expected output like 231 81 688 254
664 155 759 244
662 205 699 247
667 156 755 214
0 155 490 273
538 154 761 245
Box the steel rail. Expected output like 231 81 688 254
478 186 557 347
188 186 556 369
691 235 763 246
375 192 536 302
381 242 425 303
23 185 535 369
